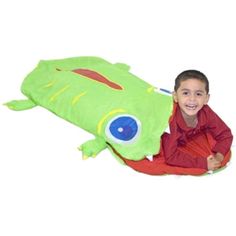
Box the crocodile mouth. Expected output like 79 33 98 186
106 143 154 162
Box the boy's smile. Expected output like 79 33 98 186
173 78 210 120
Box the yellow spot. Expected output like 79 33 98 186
97 109 126 134
43 80 57 88
82 155 89 160
71 92 87 105
49 85 70 102
147 86 155 93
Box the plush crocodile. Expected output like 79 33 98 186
5 56 173 162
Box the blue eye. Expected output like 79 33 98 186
105 115 141 144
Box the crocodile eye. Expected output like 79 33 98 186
105 115 141 144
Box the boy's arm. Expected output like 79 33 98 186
162 118 208 169
162 132 208 169
207 107 233 155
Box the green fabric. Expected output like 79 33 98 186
6 56 173 161
5 99 36 110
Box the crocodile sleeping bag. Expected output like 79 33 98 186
5 56 173 163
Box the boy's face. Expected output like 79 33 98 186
173 78 210 118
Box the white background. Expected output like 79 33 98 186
0 0 235 235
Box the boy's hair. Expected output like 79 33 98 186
174 70 209 94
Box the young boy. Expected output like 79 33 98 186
123 70 233 174
162 70 233 171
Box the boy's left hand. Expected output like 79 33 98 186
214 152 224 162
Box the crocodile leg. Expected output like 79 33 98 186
4 99 37 111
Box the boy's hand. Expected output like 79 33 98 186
214 152 224 162
207 155 221 171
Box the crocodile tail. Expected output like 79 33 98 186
4 99 37 111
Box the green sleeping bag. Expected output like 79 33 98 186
5 56 173 162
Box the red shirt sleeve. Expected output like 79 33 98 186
204 106 233 155
162 130 208 170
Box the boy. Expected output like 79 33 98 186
163 70 233 171
123 70 233 174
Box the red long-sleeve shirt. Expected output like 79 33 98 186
162 104 233 169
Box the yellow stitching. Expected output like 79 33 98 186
49 85 70 102
71 92 87 105
43 80 57 88
97 109 126 134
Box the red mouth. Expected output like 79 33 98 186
73 68 123 90
56 68 123 90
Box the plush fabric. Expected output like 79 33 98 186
5 56 173 162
